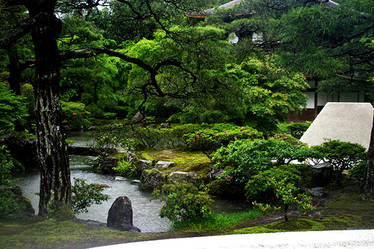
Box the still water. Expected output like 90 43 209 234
16 132 248 233
16 155 171 233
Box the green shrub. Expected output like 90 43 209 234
0 82 27 135
113 160 141 178
246 165 315 221
245 165 304 203
349 161 367 182
184 125 262 157
61 101 91 130
71 178 109 214
153 182 214 223
277 122 311 139
311 140 366 178
0 145 19 185
0 188 32 217
114 124 202 150
213 139 314 183
271 132 304 145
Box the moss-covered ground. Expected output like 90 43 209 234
229 184 374 235
140 149 212 175
0 217 192 249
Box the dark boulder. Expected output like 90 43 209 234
312 162 333 186
98 156 119 174
139 169 167 191
107 196 140 232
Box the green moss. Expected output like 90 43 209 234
232 226 283 234
0 217 161 249
140 150 212 176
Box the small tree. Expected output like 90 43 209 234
247 165 314 221
311 140 366 179
152 182 213 223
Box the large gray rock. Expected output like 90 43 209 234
139 169 167 191
160 122 171 128
138 159 152 170
169 171 200 185
107 196 140 232
155 161 175 169
300 102 374 150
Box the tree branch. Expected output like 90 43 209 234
0 17 35 49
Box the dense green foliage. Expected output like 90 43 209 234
184 125 262 157
0 145 19 186
61 101 91 130
153 182 214 223
0 188 32 218
213 138 314 183
277 122 311 139
311 140 367 178
113 160 141 178
0 82 26 135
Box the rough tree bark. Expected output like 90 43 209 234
27 0 71 216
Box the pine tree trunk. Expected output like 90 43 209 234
28 1 71 216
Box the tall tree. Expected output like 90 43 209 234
0 0 207 215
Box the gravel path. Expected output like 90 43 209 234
92 229 374 249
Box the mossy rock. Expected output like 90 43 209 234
139 169 168 191
140 150 212 177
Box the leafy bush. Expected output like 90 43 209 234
271 132 304 145
349 161 366 182
153 182 214 223
61 101 91 130
113 160 141 178
0 188 32 217
311 140 366 178
277 122 311 139
184 125 262 157
71 178 109 214
0 82 27 135
246 165 314 221
245 165 304 203
0 145 19 185
213 139 314 183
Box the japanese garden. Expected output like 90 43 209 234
1 0 374 248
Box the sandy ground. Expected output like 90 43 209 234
91 229 374 249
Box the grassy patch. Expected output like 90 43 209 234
172 209 263 233
0 217 162 249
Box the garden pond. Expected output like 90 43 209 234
14 132 248 233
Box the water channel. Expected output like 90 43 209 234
15 132 248 233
